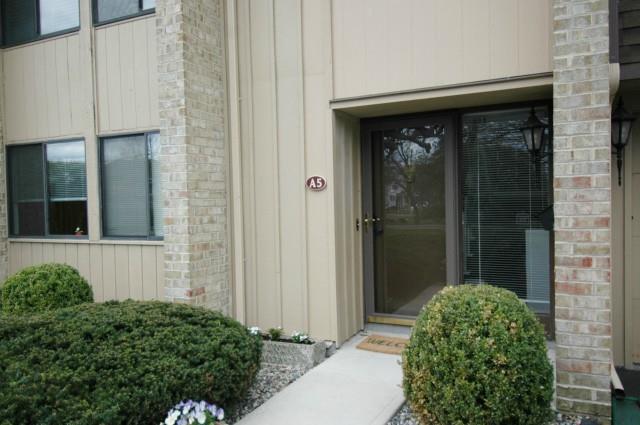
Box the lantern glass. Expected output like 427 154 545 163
520 107 547 156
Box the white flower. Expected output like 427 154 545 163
248 326 261 335
195 411 206 424
216 408 225 421
165 409 180 425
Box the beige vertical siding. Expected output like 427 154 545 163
95 17 159 134
3 35 84 142
331 0 552 99
333 112 363 343
8 241 165 303
230 0 554 343
233 0 340 341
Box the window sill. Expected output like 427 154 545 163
9 238 164 246
2 28 80 50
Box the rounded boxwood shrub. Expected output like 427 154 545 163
1 263 93 314
0 301 262 425
403 285 553 425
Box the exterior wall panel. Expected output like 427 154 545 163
331 0 552 99
95 17 159 134
8 241 165 303
234 0 340 341
3 35 84 142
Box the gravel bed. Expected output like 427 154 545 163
227 363 307 423
387 403 597 425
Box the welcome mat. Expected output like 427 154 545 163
356 334 409 355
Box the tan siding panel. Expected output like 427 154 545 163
274 0 307 333
89 244 104 301
142 246 157 300
7 242 165 302
114 245 130 300
331 0 552 99
76 244 91 283
31 243 43 265
95 17 159 134
128 245 143 300
249 0 281 329
0 34 89 141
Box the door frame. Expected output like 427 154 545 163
360 113 461 321
359 100 555 335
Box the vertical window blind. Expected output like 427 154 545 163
101 132 163 238
39 0 80 35
462 107 552 314
95 0 155 23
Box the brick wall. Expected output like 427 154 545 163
156 0 230 313
553 0 612 420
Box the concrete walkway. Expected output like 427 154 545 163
237 326 409 425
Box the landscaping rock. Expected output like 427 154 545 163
228 363 307 424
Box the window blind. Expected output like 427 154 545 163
46 141 87 201
462 107 552 314
102 135 149 237
148 133 164 237
39 0 79 35
96 0 139 22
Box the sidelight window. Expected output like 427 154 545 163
462 106 553 315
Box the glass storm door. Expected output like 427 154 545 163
362 116 459 319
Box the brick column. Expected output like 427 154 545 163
156 0 230 313
553 0 612 421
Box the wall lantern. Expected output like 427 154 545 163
611 97 636 186
520 107 548 161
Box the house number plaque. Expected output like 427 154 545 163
305 175 327 191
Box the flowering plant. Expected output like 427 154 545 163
247 326 261 336
161 400 225 425
291 331 312 344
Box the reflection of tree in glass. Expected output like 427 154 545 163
382 126 445 225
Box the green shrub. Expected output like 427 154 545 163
1 263 93 314
0 301 262 425
403 285 553 425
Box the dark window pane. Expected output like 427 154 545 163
8 144 45 236
96 0 139 22
2 0 37 45
46 141 87 235
462 107 552 314
40 0 79 35
148 133 163 237
49 201 87 235
102 135 149 237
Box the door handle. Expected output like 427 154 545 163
362 214 382 233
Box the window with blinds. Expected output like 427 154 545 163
462 106 552 314
1 0 79 46
8 140 87 237
101 132 163 239
94 0 155 24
